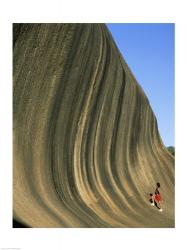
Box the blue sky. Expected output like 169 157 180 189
107 23 175 147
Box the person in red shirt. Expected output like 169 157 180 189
149 182 163 212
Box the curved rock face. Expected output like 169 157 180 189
13 23 174 227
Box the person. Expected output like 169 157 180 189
149 182 163 212
154 182 163 212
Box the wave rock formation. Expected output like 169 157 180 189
13 23 174 227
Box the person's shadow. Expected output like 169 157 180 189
149 198 160 209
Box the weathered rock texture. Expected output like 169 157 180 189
13 23 174 227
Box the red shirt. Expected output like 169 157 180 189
155 193 161 201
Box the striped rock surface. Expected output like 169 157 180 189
13 23 174 227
